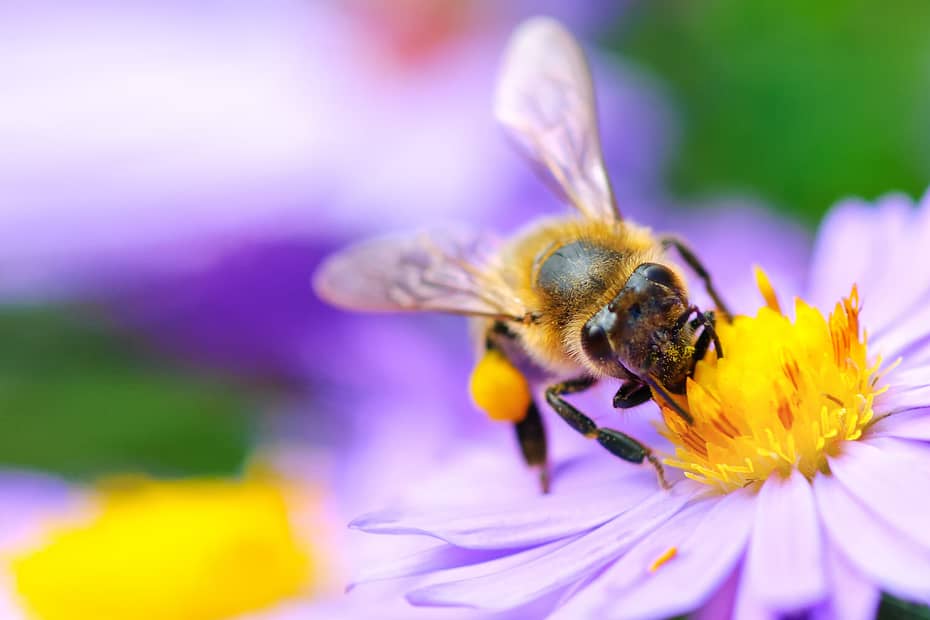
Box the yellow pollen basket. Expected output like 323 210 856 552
12 477 316 620
659 268 885 493
469 349 532 423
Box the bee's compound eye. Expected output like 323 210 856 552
581 321 613 363
641 263 678 288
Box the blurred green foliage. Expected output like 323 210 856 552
879 595 930 619
0 306 255 480
611 0 930 224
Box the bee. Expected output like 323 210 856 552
314 16 730 492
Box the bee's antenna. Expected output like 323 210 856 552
645 376 694 425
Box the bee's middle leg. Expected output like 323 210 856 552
545 379 668 488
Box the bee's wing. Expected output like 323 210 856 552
495 16 619 222
313 231 529 322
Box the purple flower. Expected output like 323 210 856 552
0 470 82 617
0 1 681 406
0 1 650 297
348 189 930 619
0 471 78 550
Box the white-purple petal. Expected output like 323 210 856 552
814 473 930 603
350 542 512 588
859 436 930 475
603 488 755 620
875 369 930 417
901 345 930 376
251 582 487 620
809 192 930 332
743 470 827 611
731 566 778 620
879 366 930 395
692 560 741 620
405 486 696 610
828 441 930 552
807 199 888 313
868 407 930 440
408 537 580 604
810 543 881 620
350 471 661 550
546 500 715 620
860 195 930 333
871 306 930 369
876 386 930 417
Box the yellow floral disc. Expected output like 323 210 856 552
658 272 886 494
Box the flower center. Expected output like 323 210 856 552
12 476 318 620
658 269 886 493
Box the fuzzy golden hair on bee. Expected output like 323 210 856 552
504 217 682 378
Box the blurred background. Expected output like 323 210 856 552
1 0 929 617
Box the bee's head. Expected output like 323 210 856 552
581 263 694 391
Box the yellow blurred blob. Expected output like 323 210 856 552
469 348 532 422
13 477 315 620
659 270 886 493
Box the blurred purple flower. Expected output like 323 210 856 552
0 471 83 618
0 471 79 550
0 0 661 296
0 0 683 418
346 190 930 619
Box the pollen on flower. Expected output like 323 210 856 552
657 270 887 493
648 546 678 572
12 476 318 620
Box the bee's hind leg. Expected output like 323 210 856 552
545 379 668 489
471 323 549 493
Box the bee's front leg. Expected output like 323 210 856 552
612 380 651 409
690 310 717 366
545 379 669 489
686 307 723 360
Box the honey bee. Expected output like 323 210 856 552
314 16 730 492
